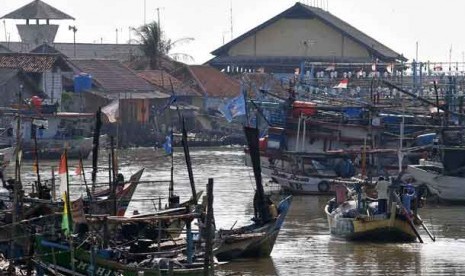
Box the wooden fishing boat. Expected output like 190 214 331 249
214 127 292 261
214 195 291 261
88 168 144 216
34 232 209 276
324 181 431 242
325 199 418 242
407 141 465 203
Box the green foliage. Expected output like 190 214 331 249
132 21 194 69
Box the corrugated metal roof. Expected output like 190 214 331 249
0 44 12 53
0 42 141 61
70 59 155 93
0 53 69 72
188 65 240 98
211 3 404 62
1 0 74 20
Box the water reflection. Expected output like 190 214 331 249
219 257 278 276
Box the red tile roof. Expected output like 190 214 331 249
71 59 155 93
188 65 240 98
0 53 68 72
137 70 183 91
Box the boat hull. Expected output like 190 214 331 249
265 167 335 195
21 138 94 159
35 237 206 276
325 202 417 242
214 196 292 261
407 164 465 203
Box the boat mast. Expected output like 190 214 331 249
169 130 174 199
91 108 102 193
244 126 271 223
33 124 41 186
180 116 197 204
13 84 23 223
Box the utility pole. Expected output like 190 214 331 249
116 28 118 44
156 7 163 30
69 25 77 57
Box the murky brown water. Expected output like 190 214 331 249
15 147 465 275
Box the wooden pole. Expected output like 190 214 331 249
203 178 214 276
108 153 116 216
186 219 193 264
33 127 41 186
91 108 102 193
51 167 56 201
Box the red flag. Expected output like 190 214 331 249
58 152 68 195
333 78 348 89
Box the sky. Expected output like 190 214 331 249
2 0 465 65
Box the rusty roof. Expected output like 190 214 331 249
70 59 155 93
187 65 240 98
0 52 70 72
137 70 183 91
1 0 74 20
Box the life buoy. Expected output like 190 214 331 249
318 181 330 192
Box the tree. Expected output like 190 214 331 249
132 21 194 70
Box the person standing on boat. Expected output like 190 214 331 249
376 176 389 214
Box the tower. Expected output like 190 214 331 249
1 0 74 46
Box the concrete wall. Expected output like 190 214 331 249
16 24 59 46
228 18 370 59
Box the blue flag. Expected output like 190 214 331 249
162 133 173 154
218 93 246 122
157 96 177 115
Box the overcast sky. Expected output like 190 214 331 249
2 0 465 65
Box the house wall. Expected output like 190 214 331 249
0 77 35 107
41 69 63 106
228 18 370 59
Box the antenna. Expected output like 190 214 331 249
156 7 164 32
3 20 6 41
230 0 234 40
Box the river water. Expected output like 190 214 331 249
15 146 465 275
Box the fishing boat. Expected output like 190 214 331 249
260 151 356 195
214 126 292 261
406 129 465 203
12 112 99 160
88 168 145 216
407 159 465 203
34 212 211 276
324 179 434 242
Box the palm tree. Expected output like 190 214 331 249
132 21 194 69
